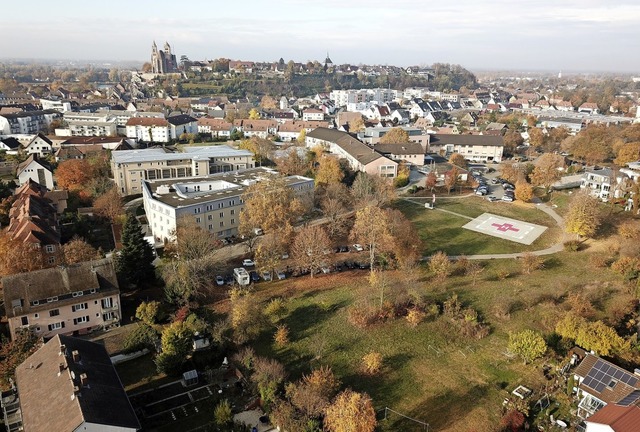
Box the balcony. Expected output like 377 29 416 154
101 302 118 312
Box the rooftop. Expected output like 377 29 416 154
111 145 253 164
144 167 313 208
15 334 140 432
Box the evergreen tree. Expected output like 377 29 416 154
116 213 155 287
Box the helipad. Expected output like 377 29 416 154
462 213 547 245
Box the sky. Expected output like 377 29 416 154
2 0 640 73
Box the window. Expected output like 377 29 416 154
47 296 58 303
219 212 224 218
31 300 39 306
48 322 64 331
72 291 83 298
230 209 235 215
195 217 201 223
219 221 224 227
103 312 116 321
101 298 113 309
89 289 96 294
34 313 39 319
73 316 90 325
231 219 235 225
21 316 29 326
72 303 88 312
48 256 56 265
208 224 213 230
49 309 60 317
208 215 213 221
45 245 55 253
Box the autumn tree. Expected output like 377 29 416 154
500 163 526 184
115 213 155 288
386 208 422 268
229 287 266 344
428 251 452 281
448 152 467 169
239 137 274 165
260 95 277 109
315 155 344 186
324 389 377 432
239 175 305 241
248 108 260 119
292 225 332 277
320 183 350 240
561 125 612 165
62 237 100 264
556 313 629 356
425 171 437 190
530 153 565 194
55 159 93 192
350 173 395 208
255 233 288 275
350 206 392 272
444 166 459 194
503 130 524 155
252 357 287 408
286 366 341 418
94 186 124 224
0 330 40 391
296 128 307 144
528 127 545 148
508 330 547 364
379 127 409 144
614 142 640 166
135 301 161 325
514 180 534 202
565 192 602 240
0 232 44 276
349 116 365 133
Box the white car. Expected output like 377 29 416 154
277 270 286 280
215 275 224 286
353 244 364 252
242 259 255 267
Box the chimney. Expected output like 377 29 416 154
80 373 88 387
72 350 80 363
59 344 66 356
58 363 65 376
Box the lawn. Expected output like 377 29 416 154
395 197 561 255
244 248 631 432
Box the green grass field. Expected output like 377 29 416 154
395 197 561 255
246 242 630 432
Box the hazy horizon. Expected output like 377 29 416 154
2 0 640 73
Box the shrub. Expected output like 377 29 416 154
520 252 544 275
564 240 580 252
274 324 290 348
500 409 525 432
135 301 162 325
589 254 609 268
155 352 184 375
508 330 547 364
361 352 383 375
347 303 378 329
618 221 640 239
265 297 288 323
214 399 233 426
405 307 426 327
123 323 158 353
428 251 452 281
611 256 639 275
496 269 510 280
492 299 513 320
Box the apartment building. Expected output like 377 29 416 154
142 167 313 242
0 110 61 134
62 112 117 137
428 134 504 163
125 117 170 142
306 127 398 177
111 145 255 195
3 258 122 339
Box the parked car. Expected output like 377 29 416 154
276 270 286 280
490 178 499 184
242 259 255 267
358 262 370 270
502 194 514 202
321 265 331 274
281 252 289 260
215 275 225 286
486 195 499 202
345 261 357 270
261 271 272 281
249 271 260 283
353 244 364 252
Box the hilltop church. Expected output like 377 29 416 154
151 41 178 74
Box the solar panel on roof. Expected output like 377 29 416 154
595 383 606 392
618 390 640 407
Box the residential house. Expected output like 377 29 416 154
125 117 170 143
429 134 504 163
142 167 313 242
3 258 123 339
111 145 255 195
555 100 575 112
579 102 600 115
276 120 329 142
302 108 324 121
17 154 54 190
361 126 430 151
167 114 198 140
0 137 22 154
7 180 61 266
573 353 640 419
24 133 53 157
363 105 391 121
580 168 627 201
459 112 479 126
229 60 255 73
390 109 410 124
0 110 61 135
372 142 425 165
234 119 278 139
10 334 140 432
306 128 398 177
40 98 72 112
197 117 233 138
585 397 640 432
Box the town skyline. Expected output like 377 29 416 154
2 0 640 73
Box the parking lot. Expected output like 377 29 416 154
469 165 515 203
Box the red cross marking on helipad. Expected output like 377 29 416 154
491 222 520 233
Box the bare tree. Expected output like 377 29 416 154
292 225 332 277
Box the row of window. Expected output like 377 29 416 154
193 202 238 214
29 289 98 307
